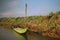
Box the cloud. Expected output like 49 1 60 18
8 0 19 8
1 10 24 17
0 0 24 18
0 0 20 12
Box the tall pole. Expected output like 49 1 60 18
25 3 27 17
24 3 27 27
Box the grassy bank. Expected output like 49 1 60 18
0 11 60 38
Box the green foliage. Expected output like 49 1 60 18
0 11 60 32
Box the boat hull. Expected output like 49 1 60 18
13 28 28 34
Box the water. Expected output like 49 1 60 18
0 27 60 40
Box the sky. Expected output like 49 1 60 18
0 0 60 18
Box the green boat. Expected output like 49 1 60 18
13 27 28 34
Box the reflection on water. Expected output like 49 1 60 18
12 30 27 40
0 27 60 40
12 30 60 40
27 31 60 40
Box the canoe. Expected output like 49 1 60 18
13 28 28 34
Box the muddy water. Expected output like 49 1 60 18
0 26 60 40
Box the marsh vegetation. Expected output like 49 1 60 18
0 11 60 39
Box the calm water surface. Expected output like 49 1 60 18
0 27 60 40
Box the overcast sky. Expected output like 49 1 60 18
0 0 60 18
